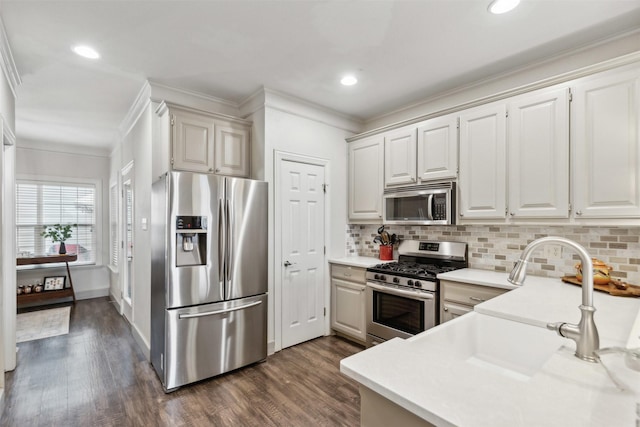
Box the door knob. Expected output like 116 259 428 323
284 261 292 267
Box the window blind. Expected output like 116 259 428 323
109 183 118 268
16 180 97 265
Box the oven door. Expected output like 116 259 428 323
366 282 436 343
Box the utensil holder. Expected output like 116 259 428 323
379 245 393 260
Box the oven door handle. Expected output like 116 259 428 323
367 282 434 300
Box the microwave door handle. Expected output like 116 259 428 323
427 194 434 220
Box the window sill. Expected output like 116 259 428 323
107 264 119 274
17 262 99 272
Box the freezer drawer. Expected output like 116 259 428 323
163 294 267 391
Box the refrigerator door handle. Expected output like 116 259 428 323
218 198 224 286
226 198 232 286
178 300 262 319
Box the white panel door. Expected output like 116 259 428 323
281 160 326 349
348 136 384 221
459 103 507 219
384 127 417 187
214 122 249 177
573 67 640 218
417 114 458 181
172 111 215 173
508 87 570 218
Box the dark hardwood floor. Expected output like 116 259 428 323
3 298 364 427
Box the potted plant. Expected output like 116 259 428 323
41 224 75 254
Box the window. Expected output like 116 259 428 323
109 182 119 269
16 178 99 265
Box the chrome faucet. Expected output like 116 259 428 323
508 236 600 362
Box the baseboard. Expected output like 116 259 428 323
268 340 276 355
76 287 109 300
131 323 150 361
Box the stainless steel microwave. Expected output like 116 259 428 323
383 182 456 225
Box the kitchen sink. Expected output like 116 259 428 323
416 312 567 381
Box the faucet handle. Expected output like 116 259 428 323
546 322 563 333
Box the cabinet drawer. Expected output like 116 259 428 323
442 280 507 306
331 264 366 283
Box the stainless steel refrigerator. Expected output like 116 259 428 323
150 171 268 392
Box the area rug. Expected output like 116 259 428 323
16 306 70 343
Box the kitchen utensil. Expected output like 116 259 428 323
381 230 390 245
377 225 385 234
575 258 612 286
373 236 383 245
390 234 397 245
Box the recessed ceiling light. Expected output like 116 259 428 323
72 45 100 59
488 0 520 14
341 75 358 86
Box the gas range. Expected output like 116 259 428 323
366 240 468 293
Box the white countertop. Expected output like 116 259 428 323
341 273 640 427
437 268 518 290
328 255 390 268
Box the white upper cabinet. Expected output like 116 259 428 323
384 127 417 187
172 110 215 173
349 136 384 221
508 87 570 218
158 102 251 177
417 114 458 182
459 102 507 219
214 122 250 177
572 66 640 218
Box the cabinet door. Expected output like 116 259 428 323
172 111 215 173
384 127 417 187
214 122 250 177
508 87 570 218
417 114 458 181
573 67 640 218
440 301 472 324
349 136 384 221
459 103 507 219
331 278 366 341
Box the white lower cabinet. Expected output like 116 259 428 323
440 280 508 324
330 264 367 343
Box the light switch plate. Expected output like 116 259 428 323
141 217 148 231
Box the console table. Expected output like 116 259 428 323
16 254 77 305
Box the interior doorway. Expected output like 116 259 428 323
120 162 134 323
275 151 328 350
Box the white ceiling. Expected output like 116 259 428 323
1 0 640 151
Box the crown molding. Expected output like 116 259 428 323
148 80 240 117
259 88 363 133
16 138 110 158
118 81 152 139
238 87 266 118
0 16 21 98
350 49 640 142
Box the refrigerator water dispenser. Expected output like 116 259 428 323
175 216 207 266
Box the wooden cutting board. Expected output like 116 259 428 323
561 275 640 298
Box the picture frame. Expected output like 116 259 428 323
43 276 66 291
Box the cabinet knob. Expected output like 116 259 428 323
215 168 220 173
459 213 464 217
443 307 449 312
209 168 214 172
510 212 515 216
576 211 583 216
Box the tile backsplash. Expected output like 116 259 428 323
346 224 640 284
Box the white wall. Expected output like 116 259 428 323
14 145 111 299
257 92 358 352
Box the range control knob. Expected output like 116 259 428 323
407 280 414 287
393 277 400 284
380 275 386 281
414 281 422 288
374 274 380 280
